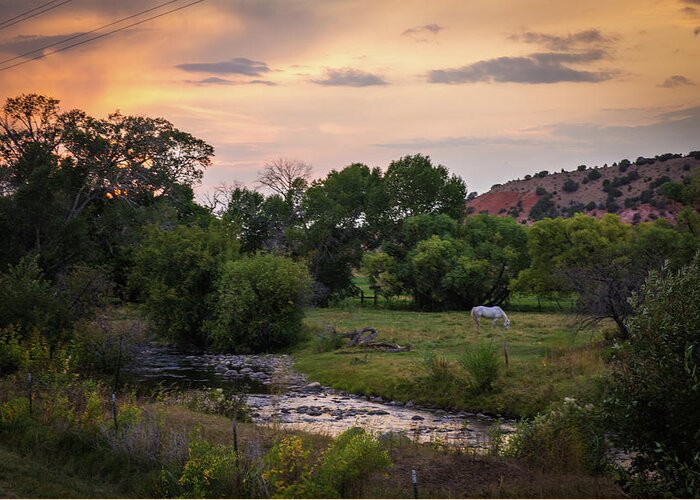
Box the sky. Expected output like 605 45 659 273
0 0 699 196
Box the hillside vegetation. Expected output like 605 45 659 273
467 152 700 224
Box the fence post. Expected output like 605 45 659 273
112 392 118 433
373 290 378 306
27 372 33 415
412 469 418 498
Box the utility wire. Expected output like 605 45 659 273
0 0 63 27
0 0 183 67
0 0 205 73
0 0 73 31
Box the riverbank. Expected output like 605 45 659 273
295 307 610 417
0 390 623 498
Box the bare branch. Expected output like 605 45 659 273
256 157 312 198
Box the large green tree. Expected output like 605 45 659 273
516 214 698 338
383 154 467 222
0 94 213 277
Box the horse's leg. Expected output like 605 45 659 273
492 318 498 328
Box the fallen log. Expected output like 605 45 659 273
338 327 378 346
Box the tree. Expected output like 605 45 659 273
300 163 384 300
606 255 700 497
382 154 467 222
222 186 279 253
257 157 312 222
0 94 214 278
518 214 698 339
384 214 528 310
129 221 239 348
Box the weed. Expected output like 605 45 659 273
504 397 609 474
460 342 501 394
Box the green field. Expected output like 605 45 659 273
295 306 610 417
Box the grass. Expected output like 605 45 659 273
0 445 120 498
295 306 609 416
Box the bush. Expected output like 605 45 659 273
0 326 24 375
460 342 501 394
606 255 700 497
419 353 461 401
209 253 312 353
535 186 547 196
505 398 608 474
587 170 602 181
562 179 579 193
129 222 239 348
0 255 70 345
313 427 391 497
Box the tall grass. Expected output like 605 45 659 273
460 342 501 394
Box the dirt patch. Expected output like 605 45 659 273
370 443 624 498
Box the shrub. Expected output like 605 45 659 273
313 428 391 498
562 179 579 193
209 253 312 353
262 435 312 497
650 175 671 189
587 170 602 181
130 222 239 348
419 353 461 400
176 437 239 498
0 326 24 375
605 255 700 497
460 342 501 394
577 164 587 172
0 255 70 345
535 186 547 196
505 398 608 474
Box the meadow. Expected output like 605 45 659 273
295 300 610 417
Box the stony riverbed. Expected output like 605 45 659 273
126 344 516 448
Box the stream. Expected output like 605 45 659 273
125 344 516 449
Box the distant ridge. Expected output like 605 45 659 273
466 152 700 224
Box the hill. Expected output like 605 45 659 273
467 152 700 224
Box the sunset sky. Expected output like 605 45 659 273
1 0 699 195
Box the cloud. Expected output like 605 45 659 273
544 106 700 153
402 23 443 42
185 77 277 86
658 75 695 88
311 68 387 87
0 33 83 58
428 52 616 84
175 57 270 76
374 135 550 149
510 29 616 50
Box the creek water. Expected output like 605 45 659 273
125 344 515 448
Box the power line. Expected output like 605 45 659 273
0 0 73 31
0 0 205 73
0 0 63 27
0 0 183 67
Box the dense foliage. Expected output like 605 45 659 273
606 255 700 496
209 253 312 353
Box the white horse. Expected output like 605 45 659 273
471 305 510 330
